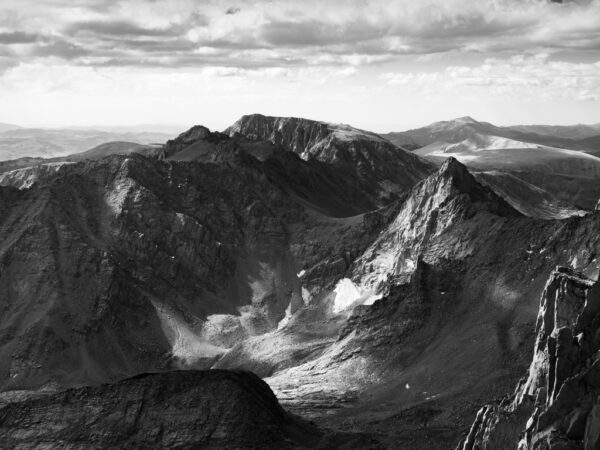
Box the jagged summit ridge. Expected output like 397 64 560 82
439 155 472 179
226 113 390 153
428 156 521 217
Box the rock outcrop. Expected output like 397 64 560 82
459 267 600 450
0 370 319 449
0 162 74 189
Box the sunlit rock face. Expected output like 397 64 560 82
0 162 75 190
459 268 600 450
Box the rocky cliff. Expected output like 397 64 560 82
459 268 600 449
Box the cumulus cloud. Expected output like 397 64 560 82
66 20 180 37
0 31 41 44
0 0 598 128
0 0 598 71
381 54 600 102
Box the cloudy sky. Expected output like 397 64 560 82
0 0 599 132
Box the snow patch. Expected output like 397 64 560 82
363 293 383 306
277 299 295 330
301 287 312 305
332 278 362 313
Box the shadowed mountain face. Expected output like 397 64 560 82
1 115 600 449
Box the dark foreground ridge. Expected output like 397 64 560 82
0 370 320 449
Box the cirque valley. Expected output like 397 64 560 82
1 1 600 449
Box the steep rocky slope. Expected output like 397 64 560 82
459 268 600 450
0 370 321 449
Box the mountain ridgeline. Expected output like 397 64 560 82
0 114 599 449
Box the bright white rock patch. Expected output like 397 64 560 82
150 298 225 366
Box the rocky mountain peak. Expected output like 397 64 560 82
439 156 471 179
437 156 484 194
158 124 227 160
178 125 211 143
432 157 520 216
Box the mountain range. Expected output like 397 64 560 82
0 114 599 448
381 116 600 211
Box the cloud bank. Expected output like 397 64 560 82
0 0 598 70
0 0 598 128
